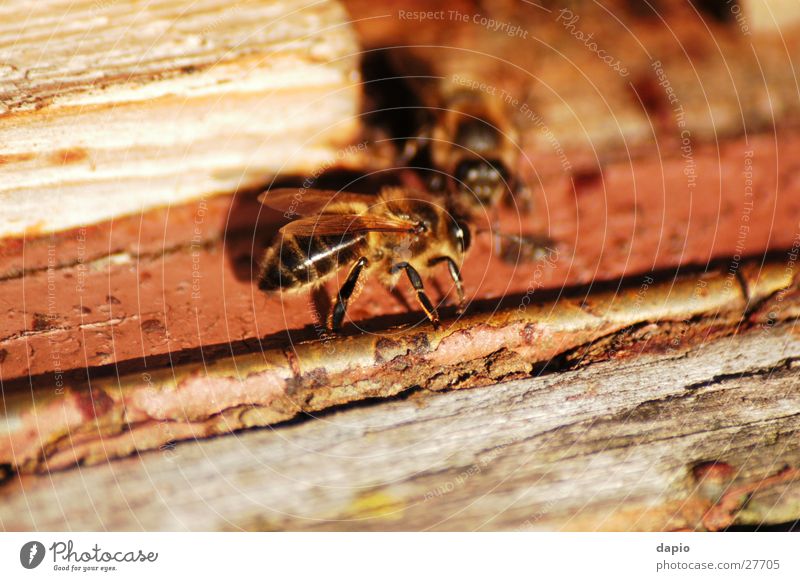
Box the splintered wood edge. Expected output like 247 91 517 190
0 256 796 473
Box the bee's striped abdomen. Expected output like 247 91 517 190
258 233 367 291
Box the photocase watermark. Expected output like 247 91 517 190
397 6 632 76
190 197 208 301
20 541 46 569
89 0 121 14
75 227 87 295
309 298 337 355
761 230 800 334
514 500 557 530
52 540 157 573
726 0 752 36
721 149 755 294
19 539 158 573
669 278 711 350
278 140 368 348
199 1 244 39
601 273 657 360
556 8 629 77
651 60 696 196
422 431 525 501
398 9 528 39
45 235 65 395
649 57 715 351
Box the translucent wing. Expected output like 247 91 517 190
279 215 419 237
258 188 375 217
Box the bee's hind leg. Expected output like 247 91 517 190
329 257 369 332
428 256 465 314
391 261 440 329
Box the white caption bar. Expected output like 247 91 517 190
1 532 797 580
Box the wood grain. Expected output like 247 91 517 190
2 319 799 531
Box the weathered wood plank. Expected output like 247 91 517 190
2 319 799 531
2 257 794 473
0 0 360 238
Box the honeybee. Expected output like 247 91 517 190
258 187 472 331
399 86 549 262
404 88 524 213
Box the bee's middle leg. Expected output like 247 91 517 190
329 256 369 332
391 261 440 329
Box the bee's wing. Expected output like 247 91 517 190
258 188 375 217
279 215 418 237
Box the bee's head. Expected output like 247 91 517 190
453 158 508 208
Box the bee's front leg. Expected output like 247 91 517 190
391 261 440 329
428 256 465 314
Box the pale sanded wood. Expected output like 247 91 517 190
0 0 361 238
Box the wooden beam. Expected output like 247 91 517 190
1 257 798 474
3 313 799 531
